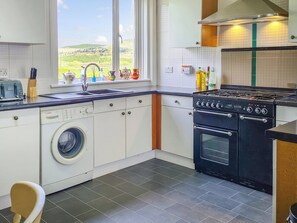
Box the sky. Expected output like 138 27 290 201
58 0 134 47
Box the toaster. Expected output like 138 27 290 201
0 80 24 102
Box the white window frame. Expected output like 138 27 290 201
49 0 157 86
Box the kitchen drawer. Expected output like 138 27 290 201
126 95 152 109
276 106 297 122
94 98 126 113
162 95 193 109
0 108 39 128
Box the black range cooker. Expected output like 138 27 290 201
193 88 294 194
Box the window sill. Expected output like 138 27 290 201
50 79 151 89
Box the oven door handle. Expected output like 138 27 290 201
239 115 268 123
194 110 233 118
194 126 233 137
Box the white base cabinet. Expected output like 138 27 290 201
126 106 152 158
93 95 152 167
94 109 126 166
161 95 193 159
0 108 40 197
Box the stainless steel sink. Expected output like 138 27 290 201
39 89 131 99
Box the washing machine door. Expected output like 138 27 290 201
51 122 88 165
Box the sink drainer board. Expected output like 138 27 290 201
39 89 131 99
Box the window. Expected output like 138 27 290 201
56 0 144 83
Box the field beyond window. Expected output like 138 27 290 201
57 0 135 83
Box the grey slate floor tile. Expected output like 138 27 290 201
66 186 102 203
116 181 148 197
166 203 208 223
0 158 272 223
97 174 127 186
138 191 177 209
76 209 116 223
172 182 208 198
140 180 175 195
137 205 181 223
0 214 8 223
200 182 239 198
90 183 124 199
112 193 149 211
232 204 272 223
200 192 241 210
87 197 127 217
56 197 93 217
42 207 79 223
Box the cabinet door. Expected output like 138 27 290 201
0 0 46 44
0 108 40 197
169 0 202 48
289 0 297 42
94 110 126 167
162 106 193 159
126 106 152 158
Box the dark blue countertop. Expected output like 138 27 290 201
275 95 297 107
0 86 197 111
266 121 297 144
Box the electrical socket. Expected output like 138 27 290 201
165 67 173 73
0 68 8 79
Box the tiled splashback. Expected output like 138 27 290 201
158 0 296 89
222 50 297 88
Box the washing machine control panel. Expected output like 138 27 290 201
63 105 94 121
41 104 94 124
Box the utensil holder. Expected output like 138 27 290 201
27 79 37 98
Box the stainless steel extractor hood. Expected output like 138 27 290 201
199 0 288 26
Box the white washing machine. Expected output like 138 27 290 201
41 102 94 194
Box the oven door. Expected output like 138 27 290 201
194 125 238 180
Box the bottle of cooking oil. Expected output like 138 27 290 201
201 68 207 91
195 67 202 90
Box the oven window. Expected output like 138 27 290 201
200 134 229 165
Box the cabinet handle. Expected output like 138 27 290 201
196 41 200 45
188 112 193 116
174 100 179 104
121 112 125 115
128 111 131 115
109 103 114 107
291 35 297 40
139 100 143 103
13 116 19 120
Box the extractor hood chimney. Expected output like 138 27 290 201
199 0 288 26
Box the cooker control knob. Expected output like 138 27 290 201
211 103 216 108
255 107 261 114
262 108 268 115
216 103 223 109
201 102 205 107
247 107 253 113
196 101 201 107
206 102 211 108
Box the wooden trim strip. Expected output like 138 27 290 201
152 94 161 150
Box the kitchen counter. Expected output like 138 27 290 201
0 86 197 111
276 95 297 107
266 120 297 143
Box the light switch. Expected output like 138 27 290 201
0 68 8 79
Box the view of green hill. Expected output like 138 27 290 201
58 40 133 81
